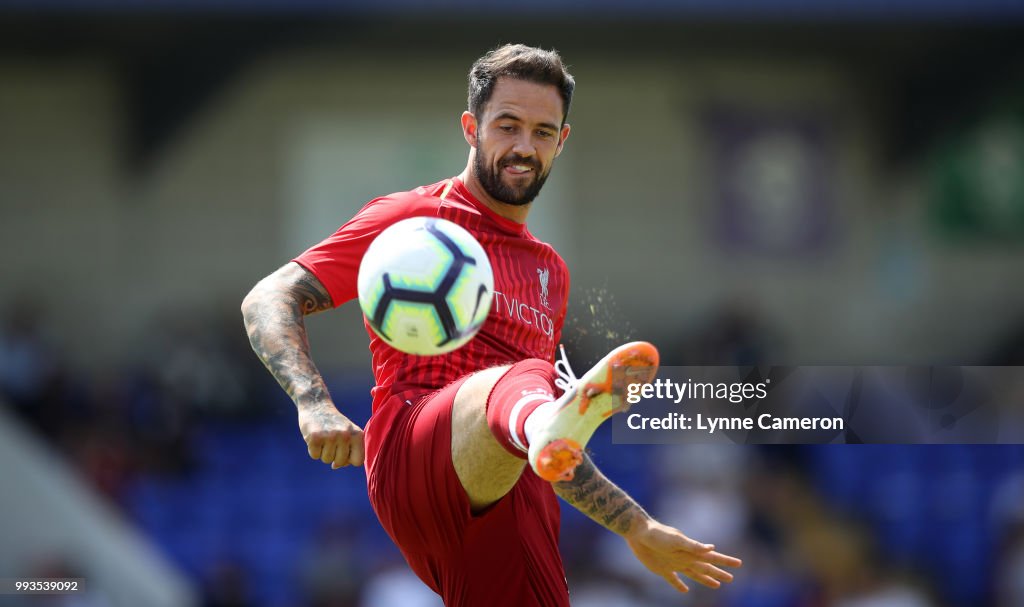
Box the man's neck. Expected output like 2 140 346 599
457 166 530 225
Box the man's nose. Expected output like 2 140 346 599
511 133 536 157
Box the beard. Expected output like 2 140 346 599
473 142 551 207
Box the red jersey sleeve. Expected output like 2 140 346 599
292 193 442 307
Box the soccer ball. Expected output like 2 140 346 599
357 217 494 356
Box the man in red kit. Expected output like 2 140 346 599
242 44 741 606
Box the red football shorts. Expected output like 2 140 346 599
364 376 570 607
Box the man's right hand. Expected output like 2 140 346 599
242 263 364 470
298 403 365 469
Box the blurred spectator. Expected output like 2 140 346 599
298 517 362 607
358 560 443 607
73 423 133 503
995 522 1024 607
148 312 250 419
987 317 1024 364
992 472 1024 607
0 301 69 432
24 556 113 607
569 573 648 607
655 445 750 548
667 298 782 366
203 559 255 607
835 581 933 607
562 523 648 606
743 452 940 607
121 364 196 475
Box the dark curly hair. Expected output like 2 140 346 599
468 44 575 125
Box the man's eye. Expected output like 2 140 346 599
536 130 554 139
499 125 515 133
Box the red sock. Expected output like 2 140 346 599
485 359 557 458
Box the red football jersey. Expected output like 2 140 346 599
293 177 572 606
293 177 570 409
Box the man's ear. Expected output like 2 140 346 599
555 123 571 157
461 111 479 148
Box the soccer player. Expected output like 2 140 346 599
242 44 741 606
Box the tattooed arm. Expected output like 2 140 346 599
241 262 365 468
552 454 651 535
553 455 742 593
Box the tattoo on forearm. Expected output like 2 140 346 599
242 264 334 409
553 455 651 536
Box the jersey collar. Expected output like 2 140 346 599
447 177 528 237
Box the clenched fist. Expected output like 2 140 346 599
297 403 365 469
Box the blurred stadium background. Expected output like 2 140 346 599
2 2 1024 606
